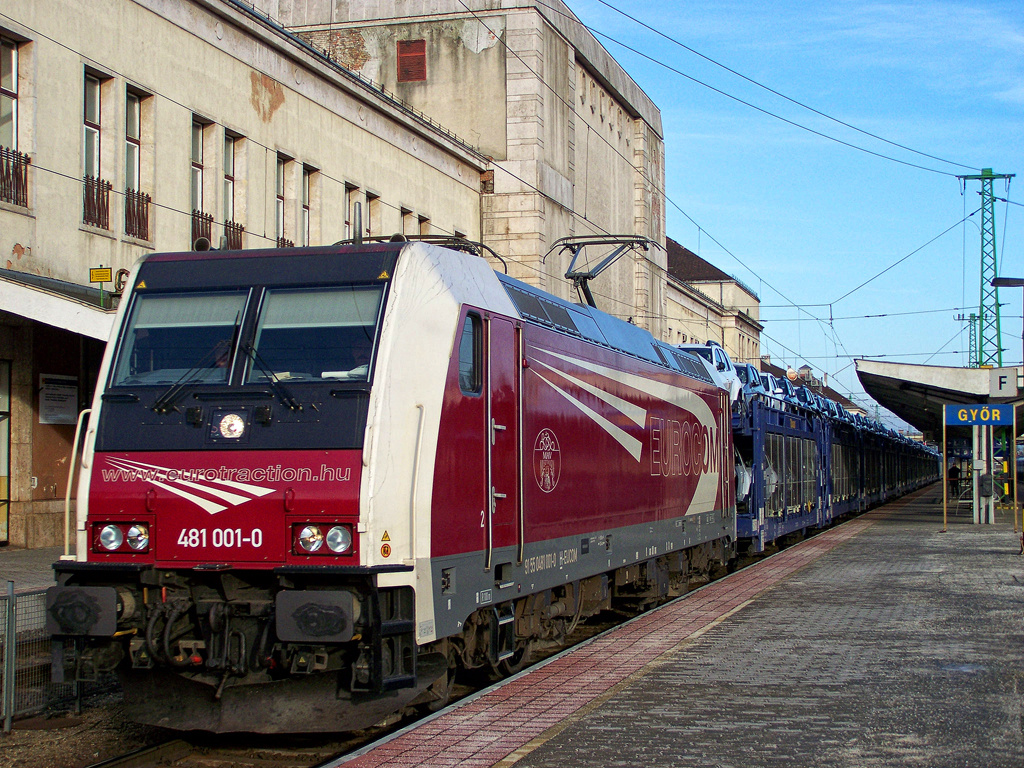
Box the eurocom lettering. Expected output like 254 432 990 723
648 417 721 478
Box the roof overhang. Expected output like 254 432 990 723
855 359 1022 441
0 272 116 341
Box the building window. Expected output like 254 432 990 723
124 90 150 239
401 207 414 236
223 132 235 222
190 120 212 244
125 92 140 192
275 155 293 247
1 37 17 150
276 155 285 243
418 215 430 236
190 120 204 214
82 74 110 228
365 191 380 237
223 132 243 248
0 37 27 208
301 166 311 246
397 39 426 83
123 88 149 237
84 75 101 179
344 183 359 240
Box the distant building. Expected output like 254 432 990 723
664 237 762 364
279 0 669 334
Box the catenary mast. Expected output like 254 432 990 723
959 169 1014 367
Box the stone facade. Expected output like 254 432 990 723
278 0 668 333
0 0 486 547
664 238 763 366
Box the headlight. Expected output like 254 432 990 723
99 524 123 551
126 524 149 551
326 525 352 553
297 525 323 552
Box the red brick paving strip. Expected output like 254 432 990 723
341 490 927 768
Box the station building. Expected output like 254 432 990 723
664 237 762 366
0 0 681 549
0 0 488 547
278 0 669 335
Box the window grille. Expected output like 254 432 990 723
0 146 28 207
124 188 150 240
191 209 212 245
83 175 111 229
224 219 244 250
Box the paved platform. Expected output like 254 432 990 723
338 486 1024 768
0 545 64 594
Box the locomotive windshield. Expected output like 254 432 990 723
110 290 248 386
246 285 383 383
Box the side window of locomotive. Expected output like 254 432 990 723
247 285 384 382
458 314 481 395
110 291 248 386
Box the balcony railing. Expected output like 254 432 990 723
83 175 112 229
224 219 244 250
0 147 30 207
191 210 213 246
277 237 294 248
125 188 151 241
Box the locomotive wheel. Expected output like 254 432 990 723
496 640 534 677
424 649 458 712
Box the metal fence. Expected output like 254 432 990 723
1 582 78 731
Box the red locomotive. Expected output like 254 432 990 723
46 239 735 732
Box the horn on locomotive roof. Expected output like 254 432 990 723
329 233 509 274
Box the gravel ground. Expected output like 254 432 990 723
0 695 159 768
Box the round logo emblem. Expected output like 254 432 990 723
533 428 561 493
218 413 246 439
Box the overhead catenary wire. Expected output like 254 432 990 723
535 0 970 178
9 5 992 392
584 0 976 172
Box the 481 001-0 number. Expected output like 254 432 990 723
177 527 263 548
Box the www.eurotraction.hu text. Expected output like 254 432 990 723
101 464 353 483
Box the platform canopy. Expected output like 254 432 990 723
855 359 1022 441
0 268 116 341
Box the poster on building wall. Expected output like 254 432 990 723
39 374 79 425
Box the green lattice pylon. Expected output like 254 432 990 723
969 312 979 367
960 169 1014 367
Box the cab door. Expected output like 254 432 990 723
485 316 521 570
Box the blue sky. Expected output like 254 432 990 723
565 0 1024 424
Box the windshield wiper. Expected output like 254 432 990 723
150 344 227 413
243 343 303 411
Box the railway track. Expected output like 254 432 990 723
76 608 624 768
82 732 373 768
79 515 854 768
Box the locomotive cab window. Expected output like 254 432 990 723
110 291 248 386
247 285 383 383
458 314 481 394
